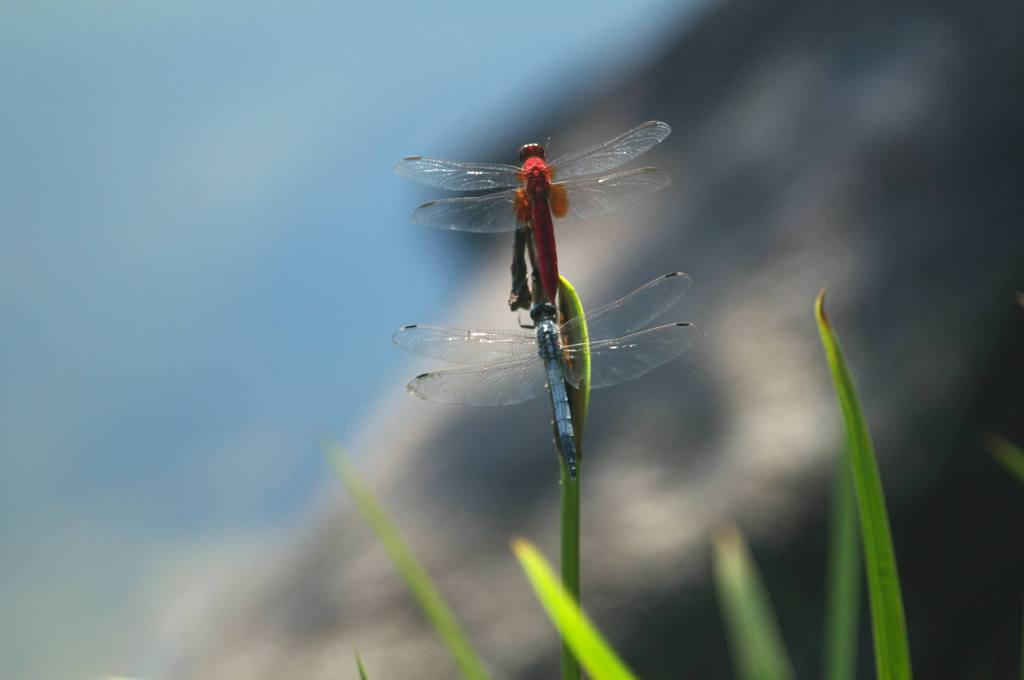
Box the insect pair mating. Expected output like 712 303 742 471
394 121 698 475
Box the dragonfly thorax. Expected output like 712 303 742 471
529 302 557 322
520 155 552 197
529 302 562 361
535 318 562 362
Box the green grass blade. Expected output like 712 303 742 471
325 446 491 680
512 539 637 680
823 452 861 680
355 652 369 680
558 275 590 448
558 274 589 680
815 291 911 680
712 523 796 680
986 434 1024 485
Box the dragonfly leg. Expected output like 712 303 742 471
517 311 535 330
508 227 532 311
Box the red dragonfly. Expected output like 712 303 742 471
395 121 671 303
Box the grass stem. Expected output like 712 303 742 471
561 456 581 680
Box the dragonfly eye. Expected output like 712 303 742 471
530 302 557 322
518 143 545 163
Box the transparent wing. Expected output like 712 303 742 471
563 323 700 389
555 168 670 222
549 121 671 181
395 157 522 191
562 272 692 340
407 358 547 406
411 189 522 233
393 324 535 364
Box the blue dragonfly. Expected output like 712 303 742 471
393 273 700 476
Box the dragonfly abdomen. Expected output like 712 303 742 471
530 195 559 304
545 362 578 478
535 310 577 477
521 155 560 304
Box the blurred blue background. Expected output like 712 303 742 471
0 1 706 677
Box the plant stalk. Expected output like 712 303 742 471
555 274 588 680
560 454 581 680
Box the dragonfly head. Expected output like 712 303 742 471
529 302 557 322
518 142 546 163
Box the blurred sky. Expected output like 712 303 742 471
0 1 706 677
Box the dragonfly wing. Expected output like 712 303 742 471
407 358 547 406
561 272 692 340
412 189 523 233
395 157 522 190
549 121 671 180
564 323 700 389
393 324 535 364
554 168 670 222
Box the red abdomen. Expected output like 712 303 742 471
531 194 559 303
520 156 560 303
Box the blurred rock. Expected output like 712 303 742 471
174 0 1024 677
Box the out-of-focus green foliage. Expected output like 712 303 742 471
987 434 1024 485
823 457 861 680
712 523 795 680
325 446 491 680
512 539 637 680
